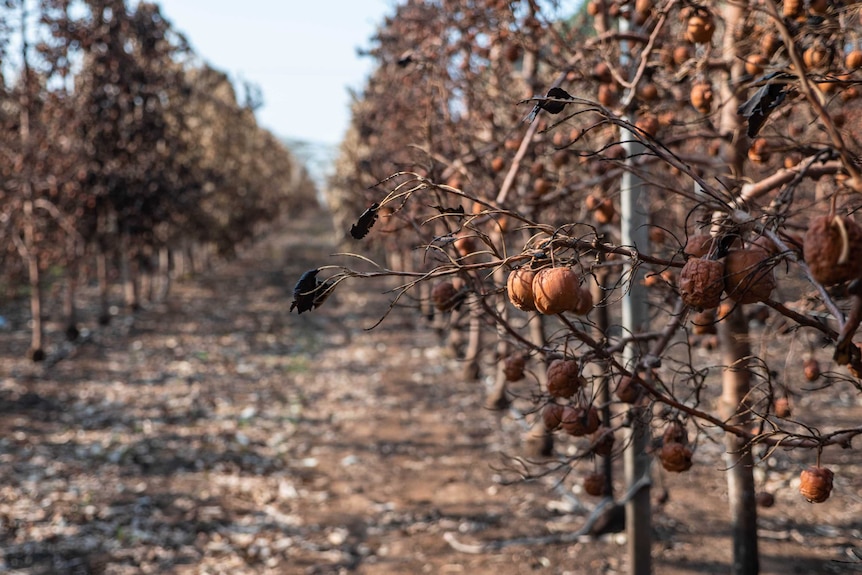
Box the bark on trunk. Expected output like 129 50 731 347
718 2 760 573
24 200 44 361
97 247 111 325
592 255 614 496
138 247 153 305
621 129 651 575
462 298 483 384
120 231 140 312
64 268 79 341
718 307 759 575
19 13 43 362
156 246 171 302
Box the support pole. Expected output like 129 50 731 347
621 127 652 575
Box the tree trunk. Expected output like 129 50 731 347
525 315 550 454
97 247 111 325
171 246 184 279
119 230 140 311
64 266 79 341
718 307 759 575
621 127 652 575
718 3 760 573
416 262 434 322
138 246 153 305
592 249 614 496
462 298 483 384
155 246 171 302
23 199 44 361
19 8 44 362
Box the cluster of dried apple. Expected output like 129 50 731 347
507 266 593 315
542 358 609 459
677 234 777 310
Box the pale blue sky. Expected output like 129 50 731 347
156 1 393 145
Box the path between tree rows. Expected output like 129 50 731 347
1 213 860 574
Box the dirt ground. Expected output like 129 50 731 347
1 212 861 574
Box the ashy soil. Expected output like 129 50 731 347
0 212 860 574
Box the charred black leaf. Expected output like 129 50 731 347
713 233 742 260
738 73 793 138
350 202 380 239
432 204 465 216
542 87 575 114
525 87 574 122
290 270 338 314
291 268 321 314
312 278 337 309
